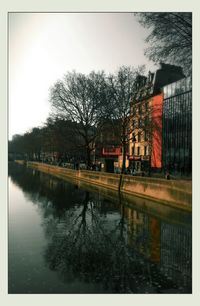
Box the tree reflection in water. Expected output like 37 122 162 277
9 163 192 293
42 192 180 293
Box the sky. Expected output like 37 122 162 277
9 12 157 140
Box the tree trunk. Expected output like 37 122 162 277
86 146 91 170
121 142 126 174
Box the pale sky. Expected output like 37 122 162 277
9 12 157 140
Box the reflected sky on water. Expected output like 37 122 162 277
8 163 192 294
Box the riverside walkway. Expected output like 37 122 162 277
15 160 192 212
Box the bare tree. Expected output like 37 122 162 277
108 66 145 176
50 71 110 168
135 13 192 75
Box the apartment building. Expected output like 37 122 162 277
129 63 185 173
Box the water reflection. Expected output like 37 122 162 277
9 163 192 293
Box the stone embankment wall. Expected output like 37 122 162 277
16 161 192 211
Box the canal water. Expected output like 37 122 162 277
8 163 192 294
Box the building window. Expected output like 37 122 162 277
137 147 140 156
144 116 149 127
144 131 147 141
145 102 148 112
144 145 148 156
132 146 135 155
138 132 142 142
145 130 150 141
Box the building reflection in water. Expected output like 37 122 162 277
124 205 191 291
9 163 192 293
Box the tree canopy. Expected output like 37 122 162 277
50 71 110 167
135 13 192 75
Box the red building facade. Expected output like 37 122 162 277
129 93 164 173
151 93 163 169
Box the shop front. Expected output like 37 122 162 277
128 155 150 173
128 155 141 172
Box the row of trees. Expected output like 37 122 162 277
9 118 86 163
10 66 149 173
